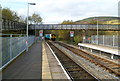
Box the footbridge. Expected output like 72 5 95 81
29 24 119 30
1 18 119 31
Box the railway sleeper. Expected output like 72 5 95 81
56 42 120 77
48 42 99 80
67 69 83 71
70 73 94 79
112 66 120 69
69 70 87 73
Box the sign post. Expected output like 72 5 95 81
70 31 74 44
39 30 43 36
70 31 74 37
39 30 43 41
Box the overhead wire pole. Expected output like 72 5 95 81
0 4 2 31
26 3 36 52
97 18 99 45
118 1 120 48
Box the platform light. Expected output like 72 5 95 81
26 3 36 37
26 3 36 51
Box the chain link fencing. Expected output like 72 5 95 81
91 35 119 48
0 36 37 70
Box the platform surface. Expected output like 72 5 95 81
78 43 119 56
42 42 69 80
2 41 42 80
2 40 69 81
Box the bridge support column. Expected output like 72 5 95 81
111 54 114 60
91 49 93 52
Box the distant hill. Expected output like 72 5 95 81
75 16 119 24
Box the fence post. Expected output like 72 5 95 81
10 35 12 60
113 35 115 47
26 37 28 52
103 35 104 45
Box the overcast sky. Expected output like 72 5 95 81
1 0 119 24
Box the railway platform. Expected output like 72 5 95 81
2 39 119 80
78 43 119 60
2 40 69 81
2 40 42 80
42 42 69 80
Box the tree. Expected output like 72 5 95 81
2 8 21 22
19 16 26 23
61 20 75 24
31 13 42 24
74 35 83 44
2 8 14 20
12 12 20 21
28 16 33 24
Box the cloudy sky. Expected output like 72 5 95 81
1 0 119 24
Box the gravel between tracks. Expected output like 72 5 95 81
52 42 119 81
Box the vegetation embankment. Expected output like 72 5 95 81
46 16 119 45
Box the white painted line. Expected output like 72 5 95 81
46 42 71 80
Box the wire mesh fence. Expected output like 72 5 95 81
0 36 36 70
91 35 119 47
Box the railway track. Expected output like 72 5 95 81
55 41 120 77
47 41 99 81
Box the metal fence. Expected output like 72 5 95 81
91 35 119 47
2 18 26 31
0 36 36 70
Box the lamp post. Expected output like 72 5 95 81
26 3 36 37
26 3 36 51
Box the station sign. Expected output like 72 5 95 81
39 30 43 36
70 31 74 37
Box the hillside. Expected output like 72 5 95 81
75 16 119 24
103 20 120 24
